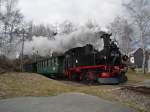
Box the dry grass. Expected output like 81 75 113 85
0 72 116 99
0 72 75 99
126 71 150 84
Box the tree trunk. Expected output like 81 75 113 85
20 30 25 72
142 48 146 74
140 28 146 74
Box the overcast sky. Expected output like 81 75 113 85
18 0 127 27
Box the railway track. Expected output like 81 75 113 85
120 85 150 95
59 79 150 95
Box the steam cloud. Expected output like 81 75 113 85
24 27 104 56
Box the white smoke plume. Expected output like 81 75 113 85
24 27 104 56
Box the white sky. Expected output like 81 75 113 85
18 0 127 27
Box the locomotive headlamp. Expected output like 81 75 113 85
76 59 78 63
130 57 135 64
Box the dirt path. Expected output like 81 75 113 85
0 93 135 112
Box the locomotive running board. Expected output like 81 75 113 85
98 78 119 84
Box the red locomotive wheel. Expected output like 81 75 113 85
101 72 112 78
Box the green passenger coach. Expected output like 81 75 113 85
36 56 64 78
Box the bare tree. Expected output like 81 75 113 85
123 0 150 73
0 0 23 56
32 24 57 39
109 17 133 55
85 19 99 29
15 21 37 71
59 20 76 34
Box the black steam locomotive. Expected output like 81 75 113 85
24 32 128 84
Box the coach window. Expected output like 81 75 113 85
49 60 51 66
51 59 52 66
56 58 58 65
48 60 50 66
54 58 56 65
53 58 55 65
49 59 51 66
50 59 51 66
53 58 55 66
53 58 54 65
52 58 54 66
51 58 53 66
55 58 57 65
44 61 45 67
46 60 47 67
44 61 46 67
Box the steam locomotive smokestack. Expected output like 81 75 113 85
100 33 112 48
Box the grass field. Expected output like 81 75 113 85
0 72 76 99
0 72 150 112
0 72 118 99
126 71 150 84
